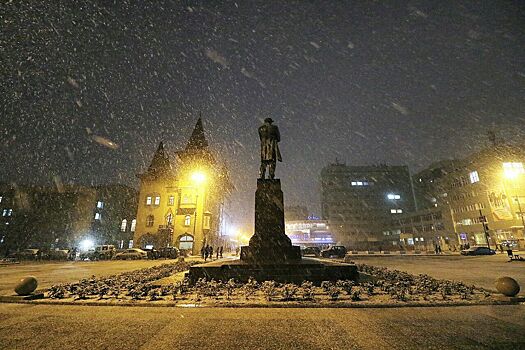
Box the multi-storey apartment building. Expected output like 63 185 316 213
433 145 525 249
320 162 416 250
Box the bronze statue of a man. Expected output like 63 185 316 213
259 117 282 179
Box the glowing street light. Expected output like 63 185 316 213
503 162 524 180
79 239 94 251
191 171 206 185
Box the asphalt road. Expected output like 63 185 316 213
342 254 525 292
0 303 524 349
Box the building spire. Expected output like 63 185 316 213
148 141 172 174
185 116 209 151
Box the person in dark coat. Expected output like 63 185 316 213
204 244 209 261
219 246 223 258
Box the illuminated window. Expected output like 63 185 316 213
469 171 479 183
390 209 402 214
97 201 104 209
356 181 363 186
2 209 7 217
0 196 3 203
120 219 127 232
387 194 401 200
203 215 211 229
154 196 161 205
182 194 192 203
94 212 101 220
130 219 136 232
146 196 152 205
168 196 175 206
184 215 191 226
128 240 134 248
351 181 357 186
146 215 154 227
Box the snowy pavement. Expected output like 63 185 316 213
341 253 525 292
0 303 524 349
0 259 193 295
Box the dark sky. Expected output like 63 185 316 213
1 1 524 231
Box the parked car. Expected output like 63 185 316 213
320 245 347 258
460 246 496 256
113 248 147 260
11 249 39 260
46 249 69 260
301 246 321 257
93 245 116 260
144 248 161 259
158 247 179 259
80 245 116 260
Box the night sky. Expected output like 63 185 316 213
1 1 524 230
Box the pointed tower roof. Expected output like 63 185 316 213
147 141 172 175
185 117 208 151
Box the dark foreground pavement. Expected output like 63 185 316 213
0 303 524 349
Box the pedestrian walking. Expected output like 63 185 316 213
204 244 209 261
219 246 223 258
209 246 214 260
216 248 219 260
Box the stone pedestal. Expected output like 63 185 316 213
187 178 357 284
240 179 301 263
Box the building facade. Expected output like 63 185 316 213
391 207 457 251
320 162 416 250
432 145 525 249
133 118 232 254
285 219 335 247
0 183 137 255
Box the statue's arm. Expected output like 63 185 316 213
276 127 281 142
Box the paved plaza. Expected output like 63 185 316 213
341 253 525 291
0 303 524 349
1 256 525 349
0 259 181 295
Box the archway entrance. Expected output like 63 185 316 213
178 234 194 250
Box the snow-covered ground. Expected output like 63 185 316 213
341 254 525 291
0 259 198 295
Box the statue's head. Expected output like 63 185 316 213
264 117 274 124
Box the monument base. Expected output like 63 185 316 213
187 258 359 285
240 245 302 263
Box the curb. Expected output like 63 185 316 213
0 296 520 309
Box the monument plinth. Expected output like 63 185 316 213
240 179 301 263
187 118 358 284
